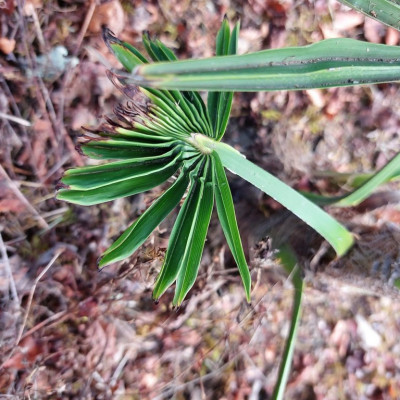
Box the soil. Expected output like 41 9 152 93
1 1 400 399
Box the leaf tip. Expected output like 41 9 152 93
172 303 182 312
245 291 251 304
102 26 119 48
97 256 107 269
55 181 69 191
142 30 151 40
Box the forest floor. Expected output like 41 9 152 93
1 0 400 399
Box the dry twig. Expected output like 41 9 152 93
0 231 19 307
16 248 64 345
0 111 31 127
0 165 49 230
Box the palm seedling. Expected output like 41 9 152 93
56 8 400 396
57 20 355 307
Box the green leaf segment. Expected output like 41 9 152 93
57 23 356 307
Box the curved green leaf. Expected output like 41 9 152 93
212 153 251 302
304 152 400 206
193 134 354 256
99 169 191 267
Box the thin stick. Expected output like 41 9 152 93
109 349 134 387
0 111 31 127
56 0 97 167
0 232 19 306
0 165 49 230
16 249 64 345
20 310 69 341
27 3 46 52
73 0 97 57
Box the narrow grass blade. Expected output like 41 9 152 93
195 135 354 256
128 39 400 92
99 170 191 267
61 149 178 190
212 153 251 302
272 244 303 400
173 159 214 305
303 152 400 206
338 0 400 31
207 19 239 139
153 158 208 301
57 155 181 206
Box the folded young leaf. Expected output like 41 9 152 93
80 138 175 160
57 156 181 205
207 19 239 139
113 128 172 141
153 158 209 301
173 159 214 305
61 148 179 190
212 153 251 302
142 89 196 134
99 169 191 267
141 35 213 137
148 86 211 136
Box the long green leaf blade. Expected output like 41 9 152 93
56 156 180 205
128 39 400 92
98 170 191 267
152 159 207 300
172 158 214 305
338 0 400 31
212 153 251 302
194 135 354 256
